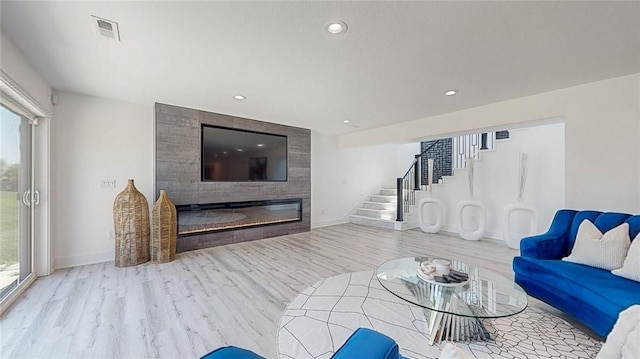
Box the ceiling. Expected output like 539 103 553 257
2 1 639 135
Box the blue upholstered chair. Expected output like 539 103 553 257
201 328 402 359
201 346 264 359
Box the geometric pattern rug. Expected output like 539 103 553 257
277 271 603 359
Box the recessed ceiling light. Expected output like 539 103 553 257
444 90 457 96
234 95 246 100
343 120 350 124
236 148 243 152
326 21 348 35
257 143 265 147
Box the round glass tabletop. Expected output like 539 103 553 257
376 256 528 318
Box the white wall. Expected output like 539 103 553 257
395 142 422 176
311 132 419 227
1 30 53 276
339 74 640 214
50 103 415 265
421 122 565 239
563 78 640 212
1 31 51 113
51 92 152 268
46 74 639 267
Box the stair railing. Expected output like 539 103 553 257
452 132 496 169
396 140 441 222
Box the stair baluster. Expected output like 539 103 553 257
396 140 441 222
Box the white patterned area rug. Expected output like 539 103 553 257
277 271 602 359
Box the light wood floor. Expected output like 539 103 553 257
0 224 596 358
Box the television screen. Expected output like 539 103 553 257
201 125 287 181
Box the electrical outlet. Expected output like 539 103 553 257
100 179 116 189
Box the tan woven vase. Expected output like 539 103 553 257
151 190 177 263
113 179 150 267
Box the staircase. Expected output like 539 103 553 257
349 187 418 230
349 187 397 229
348 134 493 232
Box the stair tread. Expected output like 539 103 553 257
357 207 395 213
370 195 397 199
349 214 397 223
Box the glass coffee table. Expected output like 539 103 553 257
376 256 528 344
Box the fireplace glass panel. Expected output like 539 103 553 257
177 199 302 236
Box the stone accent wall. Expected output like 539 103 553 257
421 138 453 185
155 103 311 252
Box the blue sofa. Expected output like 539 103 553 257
201 327 402 359
513 209 640 337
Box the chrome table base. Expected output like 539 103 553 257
423 308 491 345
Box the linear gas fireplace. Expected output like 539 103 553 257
176 199 302 236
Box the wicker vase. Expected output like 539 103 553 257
113 179 150 267
151 190 177 263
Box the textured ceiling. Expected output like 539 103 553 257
1 1 639 135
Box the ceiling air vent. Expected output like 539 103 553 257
91 15 120 41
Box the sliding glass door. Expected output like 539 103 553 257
0 104 33 304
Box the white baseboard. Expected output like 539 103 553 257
484 230 503 241
54 250 114 269
440 225 459 237
439 225 503 241
312 217 350 229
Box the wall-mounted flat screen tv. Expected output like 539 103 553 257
201 125 287 181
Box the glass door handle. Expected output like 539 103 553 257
21 189 39 207
22 189 31 207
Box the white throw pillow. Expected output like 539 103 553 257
596 305 640 359
562 220 630 270
612 232 640 282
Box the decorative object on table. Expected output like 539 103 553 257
418 260 437 280
433 258 451 275
456 158 486 240
502 153 536 249
151 190 177 263
417 260 469 285
279 270 602 358
418 158 443 233
113 179 150 267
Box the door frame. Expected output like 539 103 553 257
0 70 51 316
